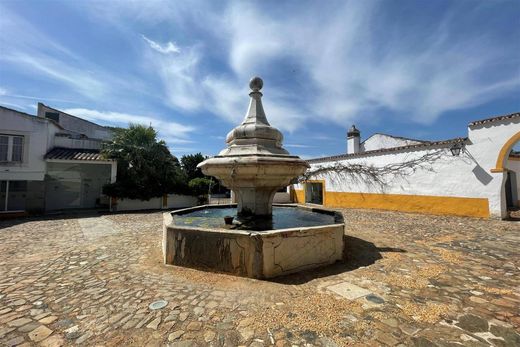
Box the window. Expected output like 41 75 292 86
305 182 324 205
0 136 7 161
0 135 24 163
12 137 23 162
45 112 60 122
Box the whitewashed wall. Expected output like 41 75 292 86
0 107 60 181
38 103 112 140
361 134 423 152
295 117 520 218
166 194 198 209
114 194 198 211
468 117 520 217
273 192 291 203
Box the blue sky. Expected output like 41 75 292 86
1 0 519 158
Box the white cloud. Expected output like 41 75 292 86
128 1 518 130
0 6 107 99
0 87 7 96
285 144 316 148
142 35 180 54
63 108 195 142
161 137 195 144
3 53 106 99
144 44 204 111
11 0 519 134
0 93 76 104
0 101 27 110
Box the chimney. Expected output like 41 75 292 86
37 102 45 118
347 125 360 154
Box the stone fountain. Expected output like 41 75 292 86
163 77 344 279
198 76 309 218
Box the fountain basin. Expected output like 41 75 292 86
162 204 345 279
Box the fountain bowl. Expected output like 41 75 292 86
162 204 345 279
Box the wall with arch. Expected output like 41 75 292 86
293 114 520 219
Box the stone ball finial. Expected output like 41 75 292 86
249 76 263 91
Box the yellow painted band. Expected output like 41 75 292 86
493 131 520 172
294 189 304 203
293 190 489 218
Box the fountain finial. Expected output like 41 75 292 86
249 76 263 92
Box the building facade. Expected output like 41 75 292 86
0 104 116 214
292 112 520 219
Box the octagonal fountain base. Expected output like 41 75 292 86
162 204 345 279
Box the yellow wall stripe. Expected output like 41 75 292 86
293 190 489 218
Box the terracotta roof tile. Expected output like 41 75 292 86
307 137 466 164
468 112 520 126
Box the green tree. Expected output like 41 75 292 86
101 124 187 200
180 153 206 182
188 177 215 203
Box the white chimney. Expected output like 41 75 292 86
347 125 360 154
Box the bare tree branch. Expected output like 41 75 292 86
300 149 448 189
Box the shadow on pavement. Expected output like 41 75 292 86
270 235 406 285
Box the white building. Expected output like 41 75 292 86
292 112 520 219
0 103 116 215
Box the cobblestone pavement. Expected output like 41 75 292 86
0 209 518 347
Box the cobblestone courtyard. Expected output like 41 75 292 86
0 209 518 347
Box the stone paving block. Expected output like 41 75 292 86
17 321 41 333
5 336 25 347
28 325 53 342
7 317 32 327
327 282 372 300
39 316 58 324
40 335 66 347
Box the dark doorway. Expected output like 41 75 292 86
305 182 323 205
505 171 518 208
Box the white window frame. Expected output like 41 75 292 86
0 134 24 163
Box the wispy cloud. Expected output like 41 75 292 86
108 1 518 130
3 0 519 146
142 35 180 54
285 144 316 149
0 101 29 110
0 93 76 104
3 53 107 98
0 5 108 99
63 108 195 143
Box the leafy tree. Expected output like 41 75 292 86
188 177 215 202
101 124 187 200
180 153 206 182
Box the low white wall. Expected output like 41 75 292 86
115 194 198 211
273 192 291 203
166 194 198 209
115 197 162 211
